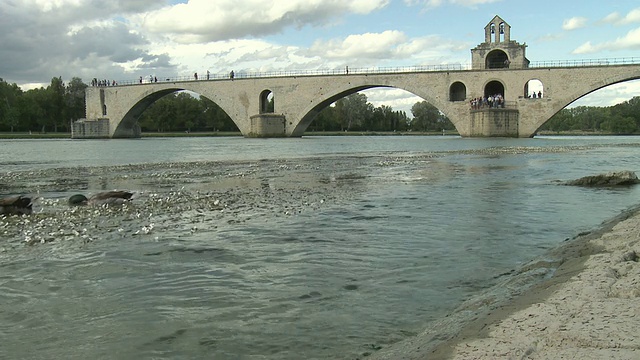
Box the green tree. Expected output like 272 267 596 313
19 88 46 132
65 77 88 124
138 92 237 132
46 76 66 132
0 79 23 132
411 101 451 131
335 93 373 131
602 115 637 134
200 97 236 131
174 92 203 132
543 109 574 132
310 105 339 131
139 94 176 132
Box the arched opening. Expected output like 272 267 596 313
484 80 505 98
499 22 505 42
260 90 274 114
449 82 467 101
525 79 544 99
300 87 456 135
102 104 107 116
538 79 640 135
485 50 509 69
126 90 238 134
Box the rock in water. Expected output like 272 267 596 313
565 170 640 187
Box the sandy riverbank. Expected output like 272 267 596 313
371 206 640 359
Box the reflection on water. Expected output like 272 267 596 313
1 136 640 359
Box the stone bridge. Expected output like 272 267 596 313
76 16 640 138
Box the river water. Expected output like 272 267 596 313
1 135 640 359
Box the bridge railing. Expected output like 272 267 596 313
528 57 640 68
469 100 518 111
105 63 472 87
96 57 640 87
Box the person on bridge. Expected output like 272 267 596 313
194 72 198 80
230 70 235 80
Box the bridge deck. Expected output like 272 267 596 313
100 57 640 87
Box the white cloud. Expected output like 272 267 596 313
31 0 82 12
562 17 588 31
572 41 596 54
404 0 501 9
601 12 621 24
570 80 640 108
310 31 407 59
572 27 640 54
305 31 468 68
141 0 390 43
618 8 640 25
600 8 640 26
449 0 501 6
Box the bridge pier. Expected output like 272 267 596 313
248 114 288 137
470 108 520 137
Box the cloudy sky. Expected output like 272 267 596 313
2 0 640 114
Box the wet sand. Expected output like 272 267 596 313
370 205 640 359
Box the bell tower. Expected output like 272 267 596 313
471 15 529 70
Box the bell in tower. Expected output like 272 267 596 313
473 15 529 70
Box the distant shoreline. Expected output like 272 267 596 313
0 130 635 139
0 131 455 139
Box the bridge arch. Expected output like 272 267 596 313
292 85 388 135
527 75 640 135
260 89 274 114
114 88 177 137
484 80 505 98
449 82 467 101
524 79 544 98
486 49 509 69
113 87 237 137
290 83 451 136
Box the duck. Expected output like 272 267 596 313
0 195 33 215
68 191 135 206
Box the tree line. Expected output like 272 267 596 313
541 96 640 134
140 91 456 133
0 77 87 133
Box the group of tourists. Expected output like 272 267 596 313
530 91 543 99
193 70 235 80
91 78 116 87
140 75 159 84
470 93 505 109
95 69 238 86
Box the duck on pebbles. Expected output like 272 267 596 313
68 191 135 206
0 195 33 216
